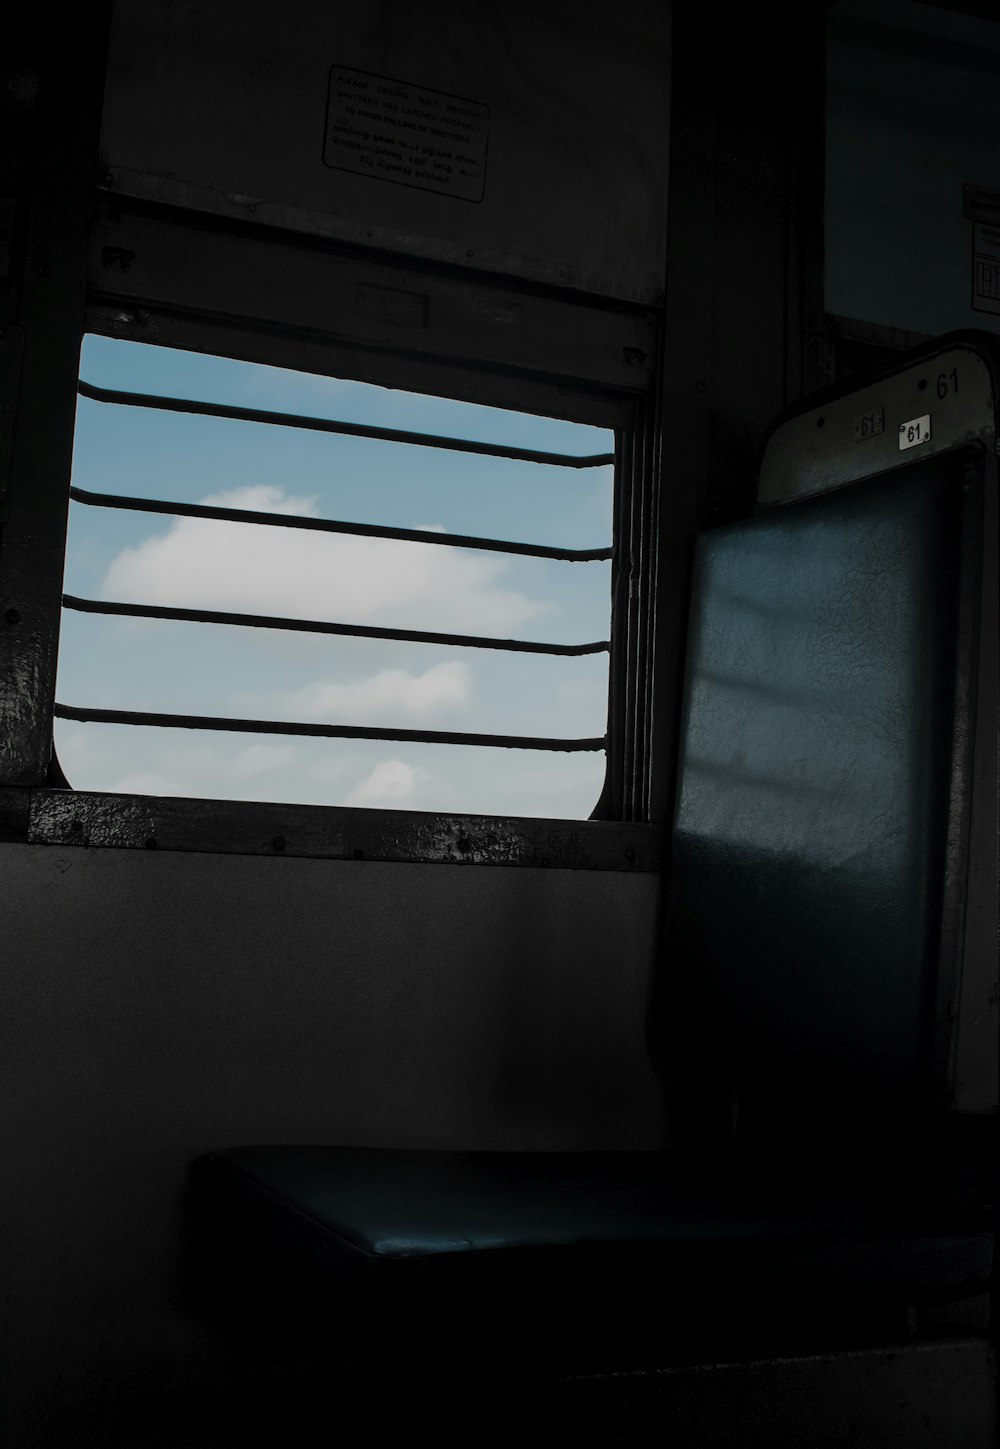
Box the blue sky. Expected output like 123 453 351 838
54 337 614 817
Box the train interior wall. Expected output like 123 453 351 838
2 844 663 1442
0 0 821 1438
4 1 995 1444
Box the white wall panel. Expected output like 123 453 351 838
101 0 671 303
2 842 663 1442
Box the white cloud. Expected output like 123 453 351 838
111 769 181 797
274 661 471 725
344 759 426 807
101 485 545 636
58 724 307 801
202 484 310 516
230 743 297 776
54 716 605 818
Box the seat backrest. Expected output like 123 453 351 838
663 441 987 1161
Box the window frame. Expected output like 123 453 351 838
0 0 822 875
4 197 663 871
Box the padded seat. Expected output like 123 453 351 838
188 374 996 1372
188 1144 992 1363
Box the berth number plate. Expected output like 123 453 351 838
898 414 931 450
854 406 884 441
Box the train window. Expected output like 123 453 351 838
824 0 1000 352
53 335 616 819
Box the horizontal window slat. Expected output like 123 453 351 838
54 703 606 752
62 594 610 656
77 380 615 468
68 488 613 562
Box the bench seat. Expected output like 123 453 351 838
188 1145 992 1363
187 361 998 1383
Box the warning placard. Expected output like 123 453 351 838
972 221 1000 316
324 68 489 202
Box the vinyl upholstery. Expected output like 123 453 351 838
188 450 993 1358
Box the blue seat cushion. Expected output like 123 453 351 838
187 1146 992 1361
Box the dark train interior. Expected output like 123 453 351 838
1 2 997 1444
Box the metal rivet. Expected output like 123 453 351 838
353 847 364 859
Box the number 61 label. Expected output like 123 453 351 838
899 414 931 450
